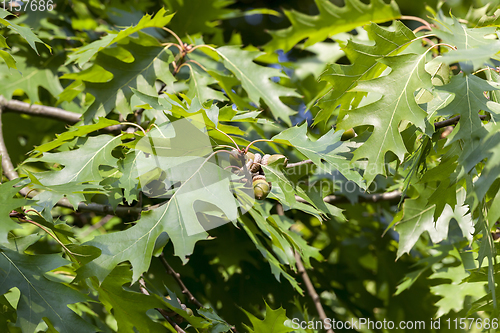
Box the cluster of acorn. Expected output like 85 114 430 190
230 150 287 200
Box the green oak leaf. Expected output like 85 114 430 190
0 49 16 69
460 123 500 208
79 168 238 282
264 0 400 53
25 171 104 222
434 73 500 142
216 46 300 125
395 188 473 259
433 16 500 72
315 21 416 125
66 8 174 66
0 179 31 244
0 8 50 54
207 70 255 111
63 36 175 123
242 302 293 333
163 0 234 36
429 265 486 317
337 53 432 184
261 162 296 207
0 51 65 103
464 4 500 27
96 266 169 333
272 123 364 187
239 214 302 293
29 134 124 186
269 214 323 269
187 65 227 103
30 117 120 157
198 308 233 333
0 248 94 333
79 119 242 282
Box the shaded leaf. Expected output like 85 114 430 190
0 248 94 333
0 179 31 244
434 73 500 142
65 37 175 123
97 266 169 333
395 188 473 259
0 8 49 54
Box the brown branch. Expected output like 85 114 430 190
6 94 477 215
0 96 123 132
0 95 81 124
286 159 313 168
0 107 19 181
276 204 334 333
138 278 186 333
0 106 142 216
434 114 487 129
295 189 403 205
400 15 432 30
159 252 204 308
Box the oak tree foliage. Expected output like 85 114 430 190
1 0 500 332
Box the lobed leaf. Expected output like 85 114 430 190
264 0 401 53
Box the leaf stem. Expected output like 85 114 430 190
19 217 80 263
121 122 147 136
400 15 432 30
244 139 275 154
161 27 184 48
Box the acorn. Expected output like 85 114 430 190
245 152 262 173
252 175 271 200
341 128 356 141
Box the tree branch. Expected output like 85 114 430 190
0 106 141 216
0 96 123 131
0 95 81 124
434 114 487 129
295 189 402 205
276 204 334 333
159 252 204 308
0 107 19 181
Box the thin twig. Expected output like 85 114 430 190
276 204 334 333
434 114 487 129
400 15 432 30
295 190 402 205
159 252 203 308
138 278 186 333
286 159 313 168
